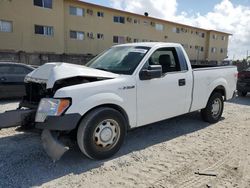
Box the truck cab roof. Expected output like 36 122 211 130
114 42 183 49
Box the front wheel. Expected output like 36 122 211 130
201 92 224 123
77 107 127 160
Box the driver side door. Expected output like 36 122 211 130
136 47 191 127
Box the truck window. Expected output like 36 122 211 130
148 47 181 73
86 46 150 75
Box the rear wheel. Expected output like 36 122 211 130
238 91 247 97
201 92 224 123
77 107 126 160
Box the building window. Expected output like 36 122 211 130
172 27 180 33
33 0 52 9
97 11 104 17
155 23 164 31
70 31 84 40
134 39 139 42
70 6 85 16
113 16 125 24
220 48 224 53
222 36 226 40
180 28 188 33
200 47 204 52
134 19 140 24
211 47 217 53
113 36 125 43
97 33 104 39
201 33 205 38
212 34 217 40
0 20 12 32
35 25 53 36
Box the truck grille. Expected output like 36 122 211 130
23 82 49 104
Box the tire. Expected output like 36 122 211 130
201 92 224 123
77 107 127 160
238 91 247 97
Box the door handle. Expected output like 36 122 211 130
178 79 186 86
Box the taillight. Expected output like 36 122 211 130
234 73 238 79
238 72 245 79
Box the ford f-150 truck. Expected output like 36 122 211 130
0 43 237 161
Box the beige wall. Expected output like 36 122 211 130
207 31 229 61
0 0 64 53
0 0 230 62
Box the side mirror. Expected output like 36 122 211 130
139 65 162 80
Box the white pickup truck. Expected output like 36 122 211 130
1 43 237 161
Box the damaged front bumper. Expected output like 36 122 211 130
41 129 69 162
36 113 81 161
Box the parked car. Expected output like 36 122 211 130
0 43 237 161
237 67 250 96
0 62 35 99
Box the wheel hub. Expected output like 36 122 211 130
94 119 120 148
100 127 113 142
211 98 221 117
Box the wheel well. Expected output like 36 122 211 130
76 104 130 131
212 85 226 100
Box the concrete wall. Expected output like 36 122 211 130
0 51 94 65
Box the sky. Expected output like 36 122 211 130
81 0 250 60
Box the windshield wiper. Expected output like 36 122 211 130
95 67 109 72
95 67 113 73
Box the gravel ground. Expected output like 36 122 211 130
0 96 250 188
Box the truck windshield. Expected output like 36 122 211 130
86 46 150 75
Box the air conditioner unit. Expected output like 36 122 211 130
126 37 132 42
87 9 93 15
127 17 132 22
87 32 94 39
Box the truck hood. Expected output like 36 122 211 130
25 62 119 89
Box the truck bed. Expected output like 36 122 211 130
190 66 237 112
191 64 229 69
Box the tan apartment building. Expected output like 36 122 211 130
0 0 231 62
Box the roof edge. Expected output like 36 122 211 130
73 0 231 35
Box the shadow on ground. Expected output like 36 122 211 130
227 95 250 106
0 99 20 105
0 111 212 187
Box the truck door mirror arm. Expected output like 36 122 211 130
139 65 162 80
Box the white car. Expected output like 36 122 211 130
3 43 238 161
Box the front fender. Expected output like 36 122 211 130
64 92 133 126
71 92 124 115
